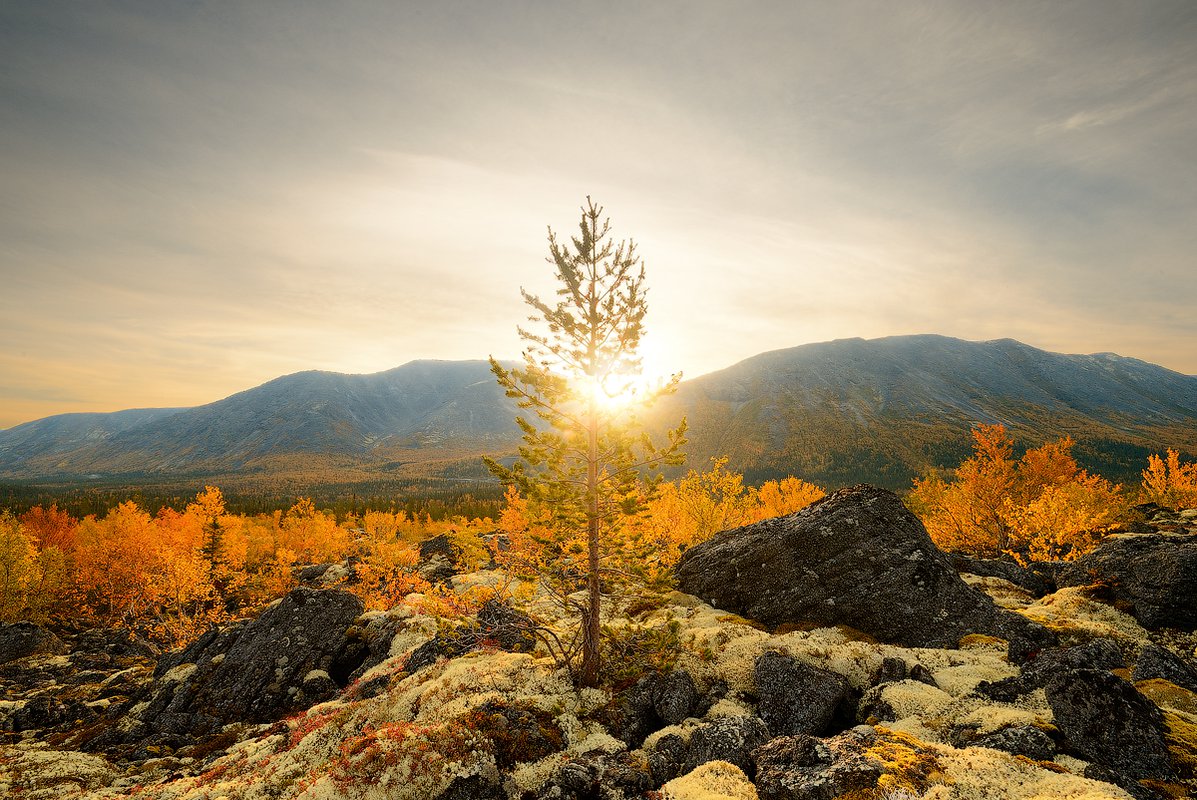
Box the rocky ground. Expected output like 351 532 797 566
1 488 1195 799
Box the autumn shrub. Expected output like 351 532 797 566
909 425 1128 561
1004 476 1127 561
348 538 428 611
279 498 350 563
1140 448 1197 509
0 512 38 621
631 459 826 575
18 504 77 552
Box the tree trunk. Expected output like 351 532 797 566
580 394 602 687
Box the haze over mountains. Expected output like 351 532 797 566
3 335 1196 489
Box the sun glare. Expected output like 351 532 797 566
571 332 680 412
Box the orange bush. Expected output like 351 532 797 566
909 425 1128 561
1140 449 1197 509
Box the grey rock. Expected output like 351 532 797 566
608 674 662 748
1057 533 1197 630
1043 668 1173 781
295 563 335 584
870 656 908 686
965 725 1057 761
437 774 505 800
646 731 689 784
475 598 537 653
533 749 653 800
646 715 769 784
1025 640 1126 685
141 588 366 734
682 715 770 778
0 622 68 664
653 669 700 725
403 599 538 674
951 553 1053 596
1132 643 1197 693
418 534 459 583
974 639 1125 702
908 663 938 686
676 485 1055 660
753 727 884 800
755 651 849 736
1082 764 1171 800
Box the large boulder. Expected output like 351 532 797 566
676 485 1054 659
1043 668 1174 782
138 588 367 738
1056 533 1197 630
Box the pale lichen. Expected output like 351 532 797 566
661 760 759 800
1018 587 1149 645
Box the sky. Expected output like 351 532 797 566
2 1 1196 429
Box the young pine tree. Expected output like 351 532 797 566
485 197 686 687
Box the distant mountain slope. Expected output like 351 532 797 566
0 361 520 476
655 335 1197 486
3 337 1195 487
0 408 186 466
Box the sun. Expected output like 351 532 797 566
580 374 644 412
573 334 680 412
578 365 675 413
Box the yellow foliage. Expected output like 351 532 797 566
1006 475 1128 562
350 539 427 612
663 457 757 545
631 459 826 575
280 498 349 562
910 425 1127 561
1141 448 1197 509
0 512 38 621
243 546 295 606
752 476 825 521
0 489 510 647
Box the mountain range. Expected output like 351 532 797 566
3 335 1196 490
